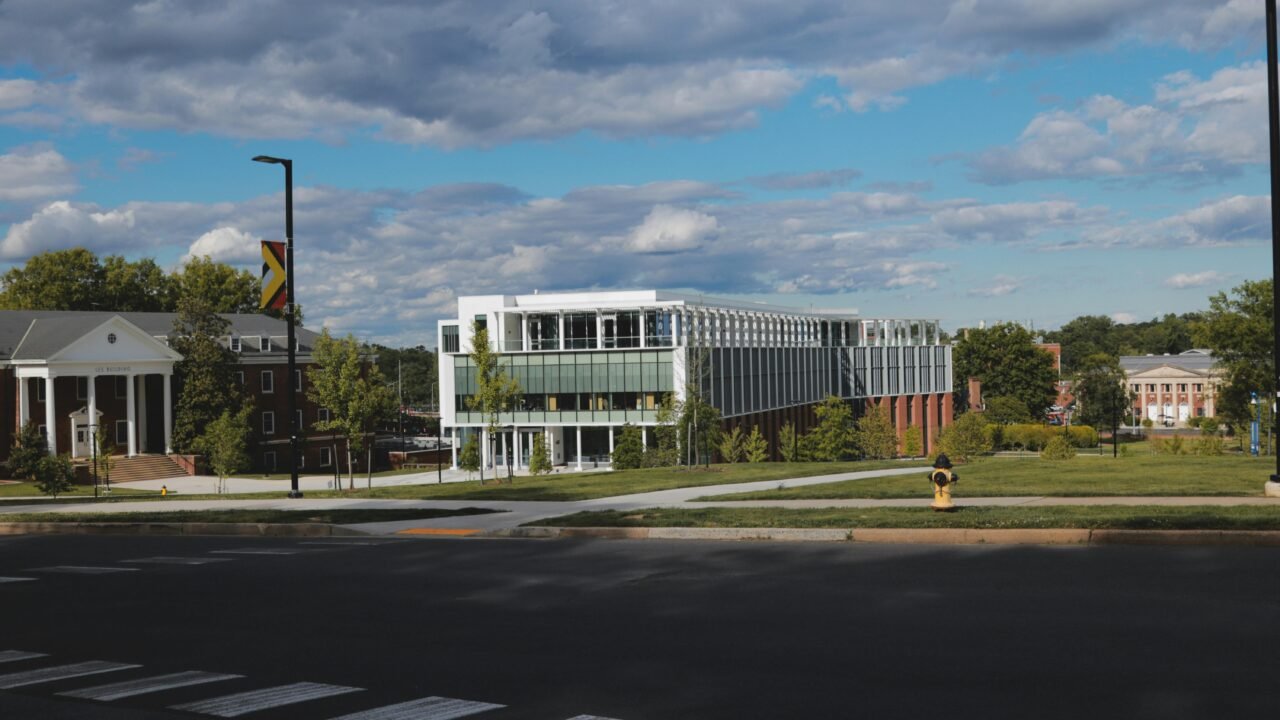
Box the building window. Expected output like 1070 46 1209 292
76 377 88 400
1178 384 1187 392
263 451 277 472
319 447 333 467
115 376 128 398
1196 407 1206 417
296 410 303 432
36 379 45 402
262 411 275 435
297 452 305 469
1146 384 1155 392
1131 384 1140 393
236 371 245 386
318 408 330 424
294 369 302 391
1161 384 1171 392
474 314 487 331
442 325 459 353
115 419 129 445
260 337 272 352
230 336 242 352
38 424 47 440
1194 383 1203 392
261 371 274 394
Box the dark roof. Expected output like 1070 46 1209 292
1119 349 1217 374
0 311 321 362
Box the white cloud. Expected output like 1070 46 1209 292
1164 270 1228 289
967 275 1022 297
1111 312 1138 324
625 205 719 253
0 143 76 203
970 61 1267 183
0 201 134 259
183 226 259 265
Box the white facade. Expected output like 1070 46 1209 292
438 290 952 469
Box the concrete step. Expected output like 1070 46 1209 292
105 455 189 483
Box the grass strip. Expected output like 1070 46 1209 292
699 454 1271 500
530 505 1280 531
0 483 154 499
0 507 500 525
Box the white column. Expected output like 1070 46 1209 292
43 373 56 455
18 376 28 427
558 313 565 350
162 373 173 454
126 373 137 456
481 428 489 469
607 425 615 458
596 311 604 349
450 428 458 469
576 425 583 470
641 427 648 450
86 373 97 458
521 313 530 352
500 430 507 469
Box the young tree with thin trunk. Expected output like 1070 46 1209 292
308 329 396 489
196 406 253 494
468 321 522 483
854 404 898 460
743 425 768 463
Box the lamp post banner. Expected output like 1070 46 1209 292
260 240 286 310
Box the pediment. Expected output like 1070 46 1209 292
1128 365 1211 380
51 316 182 363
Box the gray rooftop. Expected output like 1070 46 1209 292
1119 349 1217 374
0 311 321 362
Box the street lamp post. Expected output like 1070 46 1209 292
253 155 302 499
1267 0 1280 493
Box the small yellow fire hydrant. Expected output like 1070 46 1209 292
928 454 958 512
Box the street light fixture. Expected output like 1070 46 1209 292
253 155 302 499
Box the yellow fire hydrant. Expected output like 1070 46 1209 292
929 454 958 512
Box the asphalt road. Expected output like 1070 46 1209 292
0 535 1277 719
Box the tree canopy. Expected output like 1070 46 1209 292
1192 278 1272 426
1042 312 1201 374
953 322 1058 421
0 248 259 314
1071 353 1132 429
170 295 243 454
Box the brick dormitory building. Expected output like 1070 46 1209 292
0 310 335 477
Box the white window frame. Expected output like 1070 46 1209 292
236 371 245 386
36 379 45 402
76 377 87 401
295 409 303 432
263 451 277 472
262 411 275 435
260 337 271 352
230 336 242 352
261 371 274 394
319 446 333 467
115 419 129 445
318 408 330 424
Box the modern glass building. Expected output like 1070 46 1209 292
438 291 954 468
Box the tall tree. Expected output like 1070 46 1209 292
170 295 242 454
171 256 259 314
468 320 521 482
854 404 898 460
0 248 104 310
196 406 253 494
1072 353 1133 430
1193 278 1273 426
102 255 173 311
307 329 396 489
954 323 1058 420
810 395 854 461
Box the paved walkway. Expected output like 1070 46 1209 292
4 464 1280 536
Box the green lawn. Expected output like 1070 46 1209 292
230 466 440 481
699 454 1271 501
0 507 500 525
0 482 155 499
531 505 1280 531
206 461 910 502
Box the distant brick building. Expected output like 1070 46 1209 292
1119 350 1219 427
0 311 337 472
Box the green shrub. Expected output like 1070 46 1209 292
1141 418 1154 429
717 426 744 463
744 426 769 463
1193 435 1225 456
1185 416 1203 429
612 424 645 470
902 425 923 458
1150 435 1188 455
937 412 992 463
1066 425 1099 448
529 434 552 475
1041 435 1076 460
35 453 76 498
1199 417 1220 435
1005 424 1054 451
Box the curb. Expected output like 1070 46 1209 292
493 526 1280 547
0 522 368 538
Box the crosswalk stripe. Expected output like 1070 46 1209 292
123 557 233 565
328 695 505 720
0 576 36 583
59 670 243 701
29 565 139 574
209 549 300 556
170 681 362 717
0 661 140 689
564 715 625 719
0 650 46 664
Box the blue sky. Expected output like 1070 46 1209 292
0 1 1271 346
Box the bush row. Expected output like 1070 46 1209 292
985 423 1099 451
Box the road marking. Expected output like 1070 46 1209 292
208 548 301 556
123 557 233 565
170 681 362 717
328 695 505 719
60 670 243 701
299 541 389 546
29 565 140 574
0 576 36 583
395 528 481 536
0 650 46 664
0 660 140 689
565 715 625 719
